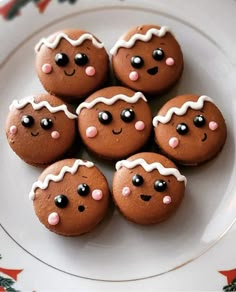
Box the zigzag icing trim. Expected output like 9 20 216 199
110 26 169 55
153 95 214 127
35 32 104 52
10 96 77 119
29 159 94 200
116 158 187 186
76 92 147 115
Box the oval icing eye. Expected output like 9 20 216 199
98 111 113 125
77 183 90 196
176 123 189 135
74 53 89 66
21 115 34 128
54 194 69 208
55 53 69 67
152 48 165 61
130 56 144 69
40 118 53 130
154 179 167 192
132 174 144 186
120 108 135 123
193 115 206 128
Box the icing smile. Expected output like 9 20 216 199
140 194 152 202
31 131 39 137
147 66 158 75
78 205 85 212
112 128 122 135
201 133 207 142
64 69 76 76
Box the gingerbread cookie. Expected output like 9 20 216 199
153 94 227 165
112 152 186 225
110 24 183 96
5 93 77 166
35 29 109 102
76 86 152 160
30 158 110 236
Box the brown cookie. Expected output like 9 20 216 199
5 93 77 166
76 86 152 160
110 24 183 96
153 94 227 165
35 29 109 102
30 158 110 236
112 152 186 225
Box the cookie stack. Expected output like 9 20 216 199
5 25 227 236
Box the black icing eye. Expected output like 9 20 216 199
154 179 167 192
77 183 90 196
193 115 206 128
74 53 89 66
152 48 165 61
40 118 53 130
130 56 144 68
54 194 69 208
21 115 34 127
120 108 135 123
176 123 189 135
132 174 144 186
55 53 69 67
98 111 113 125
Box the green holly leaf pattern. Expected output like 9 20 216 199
0 275 20 292
0 276 15 287
223 278 236 292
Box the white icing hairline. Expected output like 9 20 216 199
116 158 187 186
110 26 170 55
153 95 214 127
76 92 147 115
10 96 77 120
29 159 94 200
35 32 104 52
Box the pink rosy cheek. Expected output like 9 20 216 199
165 57 175 66
135 121 145 131
51 131 60 139
163 195 172 205
85 66 96 76
129 71 139 81
169 137 179 148
48 212 60 225
122 186 131 197
86 126 98 138
209 121 218 131
92 189 103 201
42 63 53 74
9 125 17 135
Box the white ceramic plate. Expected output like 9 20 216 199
1 0 236 285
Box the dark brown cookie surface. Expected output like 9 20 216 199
76 86 152 160
5 93 77 166
112 152 186 225
35 29 109 102
30 158 110 236
153 94 227 165
110 24 183 96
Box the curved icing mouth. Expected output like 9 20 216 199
112 128 122 135
64 69 76 76
140 194 152 202
201 133 207 142
78 205 85 212
31 131 39 137
147 66 158 75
